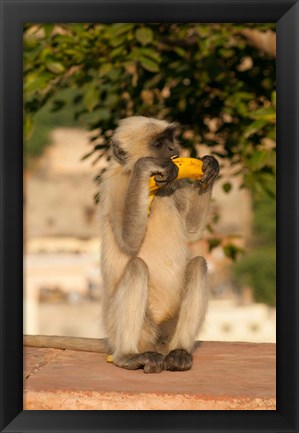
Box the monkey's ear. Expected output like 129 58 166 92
169 122 181 137
112 139 128 165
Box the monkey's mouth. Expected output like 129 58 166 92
171 155 179 160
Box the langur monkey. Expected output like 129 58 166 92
99 116 219 373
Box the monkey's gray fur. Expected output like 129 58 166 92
99 116 219 373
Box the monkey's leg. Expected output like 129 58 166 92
109 257 164 374
165 256 208 371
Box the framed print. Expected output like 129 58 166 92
0 0 298 432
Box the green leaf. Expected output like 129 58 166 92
110 36 126 48
45 61 65 74
223 243 244 261
40 47 54 62
69 23 85 33
271 91 276 108
248 150 270 171
173 47 187 57
24 114 34 140
93 108 110 121
99 63 112 77
243 119 267 138
136 28 154 45
250 106 276 122
105 23 135 38
267 126 276 140
208 238 221 252
222 182 232 193
110 46 126 58
24 72 53 94
105 93 119 107
44 24 54 38
139 56 159 73
83 84 99 112
137 48 161 63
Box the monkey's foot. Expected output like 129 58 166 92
114 352 164 374
164 349 193 371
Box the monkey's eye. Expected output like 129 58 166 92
154 141 163 149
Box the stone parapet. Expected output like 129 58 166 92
24 341 276 410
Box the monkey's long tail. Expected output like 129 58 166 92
23 334 108 353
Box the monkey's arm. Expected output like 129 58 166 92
120 167 150 255
111 157 178 255
184 156 219 242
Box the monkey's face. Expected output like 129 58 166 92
112 117 181 166
150 124 180 160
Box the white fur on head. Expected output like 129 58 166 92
112 116 170 166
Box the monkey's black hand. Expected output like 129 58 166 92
135 157 178 186
152 158 179 186
199 155 219 185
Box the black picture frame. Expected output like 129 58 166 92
0 1 298 432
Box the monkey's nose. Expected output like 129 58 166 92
169 148 179 158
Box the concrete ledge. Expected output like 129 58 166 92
24 341 276 410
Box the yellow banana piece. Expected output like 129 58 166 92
106 355 113 363
148 157 204 214
149 157 203 194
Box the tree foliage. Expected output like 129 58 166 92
24 23 276 196
234 195 276 305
